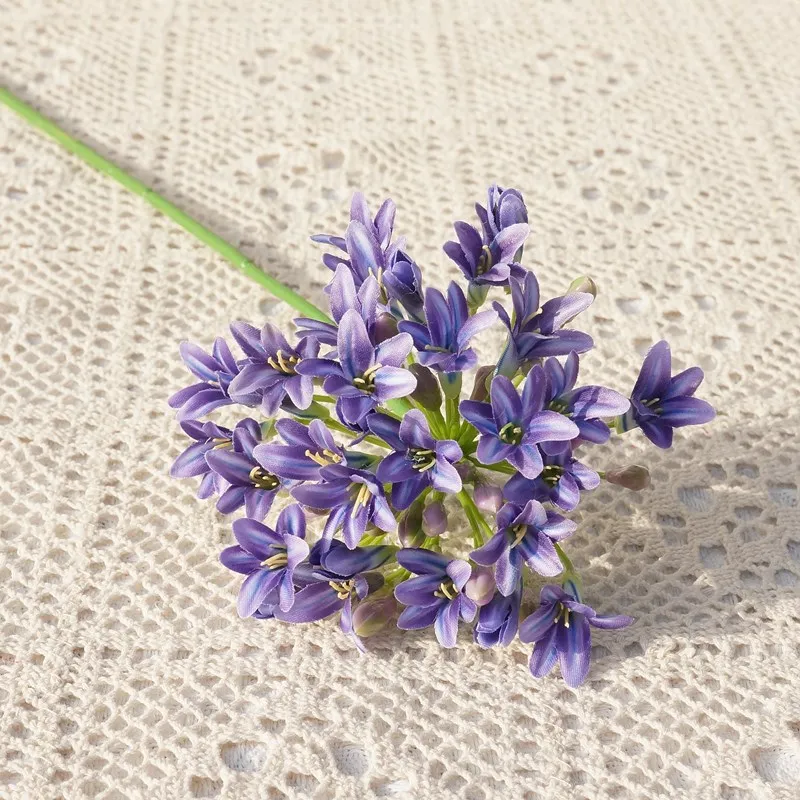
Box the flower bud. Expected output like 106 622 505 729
605 465 651 491
474 482 503 513
352 595 399 637
467 281 490 311
470 365 494 402
373 312 399 343
439 370 462 400
422 501 448 536
408 363 442 410
465 566 496 607
567 275 598 298
398 500 425 547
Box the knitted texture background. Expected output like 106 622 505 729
1 1 799 798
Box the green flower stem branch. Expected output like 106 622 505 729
0 87 415 418
0 87 332 325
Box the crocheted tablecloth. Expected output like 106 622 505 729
1 1 799 798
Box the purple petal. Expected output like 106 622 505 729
519 604 557 644
518 531 562 577
375 333 414 368
220 546 261 575
524 411 579 444
292 482 350 510
459 400 497 436
397 547 449 575
659 397 716 427
179 342 220 382
446 559 471 591
477 435 515 465
490 376 522 429
568 386 630 418
232 518 277 558
639 419 673 449
373 366 417 401
571 462 600 491
346 219 382 282
423 287 451 349
634 340 671 400
394 575 441 606
276 418 314 446
495 547 522 596
492 223 529 262
324 544 394 576
556 614 592 687
538 292 593 332
430 459 462 495
170 441 214 478
397 602 441 630
238 569 283 618
552 473 581 511
328 264 358 322
284 374 313 410
338 310 374 378
588 613 634 630
176 388 232 421
399 410 433 449
542 513 578 541
276 583 343 623
507 443 544 480
455 308 498 350
377 452 417 483
216 484 247 514
529 624 559 677
278 504 306 540
470 531 508 566
374 199 396 249
254 444 320 481
245 488 275 521
206 450 252 485
389 474 427 510
367 413 404 449
434 599 461 648
665 366 705 400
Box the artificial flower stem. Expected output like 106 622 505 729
456 489 492 547
468 458 515 475
0 86 333 324
554 543 581 589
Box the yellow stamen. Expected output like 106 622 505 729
353 482 372 510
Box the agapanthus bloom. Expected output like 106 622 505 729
297 309 416 425
220 504 309 617
474 583 522 648
519 581 633 687
495 272 594 376
276 540 393 650
292 463 396 548
460 371 579 478
169 338 256 420
618 340 716 448
253 418 345 482
170 420 232 498
471 500 575 592
205 419 284 520
395 549 477 647
227 321 319 414
542 352 630 451
172 184 716 688
398 282 497 373
503 446 600 512
369 411 462 509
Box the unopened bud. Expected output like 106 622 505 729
470 365 494 402
604 465 651 491
423 501 448 536
467 282 490 311
409 363 442 410
465 566 496 607
474 482 503 512
398 500 425 547
439 370 462 400
373 312 399 343
567 275 598 298
352 595 399 637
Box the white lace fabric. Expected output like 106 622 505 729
1 1 799 798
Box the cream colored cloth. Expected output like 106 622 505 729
1 1 799 798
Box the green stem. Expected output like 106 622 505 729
554 543 581 591
0 86 332 324
456 489 492 547
468 458 515 475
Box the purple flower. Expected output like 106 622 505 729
253 418 344 482
619 341 715 448
382 248 425 321
398 282 497 373
220 504 310 617
474 583 522 648
168 338 257 421
295 266 381 348
368 410 463 510
495 273 594 376
519 581 633 688
170 420 233 499
443 219 528 287
292 464 397 549
205 419 285 520
297 309 416 425
503 446 600 511
471 500 575 592
460 370 579 479
542 352 630 453
226 321 319 415
275 540 394 650
311 192 397 284
395 549 477 648
476 184 529 242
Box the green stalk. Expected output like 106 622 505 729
456 489 492 547
0 87 332 325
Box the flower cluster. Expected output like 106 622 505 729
169 187 715 686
